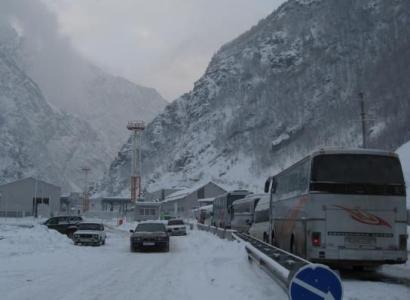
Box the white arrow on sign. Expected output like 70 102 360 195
292 277 336 300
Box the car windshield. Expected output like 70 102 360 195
168 220 184 226
78 223 102 231
135 223 165 232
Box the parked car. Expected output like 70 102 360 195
130 222 169 252
43 216 82 237
73 223 106 246
166 219 187 236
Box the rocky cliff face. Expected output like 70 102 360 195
101 0 410 196
0 31 111 191
0 6 167 191
9 13 167 156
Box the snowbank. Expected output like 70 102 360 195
0 223 72 258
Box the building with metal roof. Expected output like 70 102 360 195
0 177 61 218
160 182 226 219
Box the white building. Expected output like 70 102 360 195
0 177 61 218
160 182 226 219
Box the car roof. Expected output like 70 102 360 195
138 220 166 225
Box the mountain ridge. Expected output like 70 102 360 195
99 0 410 196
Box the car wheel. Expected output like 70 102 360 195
102 239 106 245
130 244 137 252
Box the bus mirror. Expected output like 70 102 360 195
264 177 271 193
271 177 277 193
265 177 277 193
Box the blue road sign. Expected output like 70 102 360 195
289 264 343 300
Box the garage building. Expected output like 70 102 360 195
0 177 61 218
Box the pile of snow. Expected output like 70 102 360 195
0 223 72 258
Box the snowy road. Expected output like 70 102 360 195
1 223 410 300
0 225 286 300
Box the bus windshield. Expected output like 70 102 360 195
310 154 405 195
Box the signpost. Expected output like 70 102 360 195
289 264 343 300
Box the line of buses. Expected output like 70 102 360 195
194 149 408 268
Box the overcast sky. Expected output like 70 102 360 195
41 0 285 100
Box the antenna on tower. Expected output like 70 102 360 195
127 121 145 202
358 92 367 149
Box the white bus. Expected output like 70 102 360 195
231 194 263 233
212 190 252 229
252 149 408 267
193 204 213 225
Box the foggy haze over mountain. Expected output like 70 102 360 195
41 0 285 100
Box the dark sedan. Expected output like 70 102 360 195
130 222 169 252
43 216 82 237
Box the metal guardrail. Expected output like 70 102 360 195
233 232 309 291
196 224 343 299
197 224 309 289
196 223 236 240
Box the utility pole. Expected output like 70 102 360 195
359 92 367 149
81 167 91 213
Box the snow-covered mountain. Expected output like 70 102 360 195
1 0 167 156
100 0 410 196
0 25 111 191
0 2 167 191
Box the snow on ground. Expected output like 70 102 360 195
343 280 410 300
0 224 71 257
0 223 286 300
1 219 410 299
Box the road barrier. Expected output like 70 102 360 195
196 224 343 299
216 227 225 239
196 223 235 241
233 232 309 290
233 232 343 299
